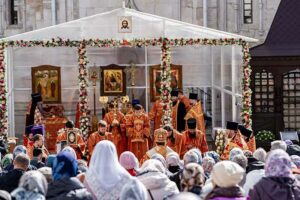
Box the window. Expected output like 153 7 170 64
283 70 300 131
254 70 275 113
9 0 18 25
243 0 253 24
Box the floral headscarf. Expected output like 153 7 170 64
204 151 220 163
229 147 243 161
11 170 48 200
202 156 215 175
189 148 202 165
291 155 300 169
181 163 205 195
1 153 13 169
265 149 294 178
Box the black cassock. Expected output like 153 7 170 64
173 101 187 133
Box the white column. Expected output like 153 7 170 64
259 0 264 36
211 47 215 128
145 47 149 113
6 48 15 137
231 46 237 122
221 47 225 128
203 0 208 27
233 0 239 33
51 0 57 25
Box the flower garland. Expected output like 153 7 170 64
78 42 90 139
0 37 253 137
0 45 7 138
215 128 226 155
160 38 172 126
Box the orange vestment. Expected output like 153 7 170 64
180 130 208 158
167 130 183 155
220 131 249 160
149 99 164 131
87 131 112 158
27 144 49 161
126 113 151 161
185 102 206 134
103 111 126 156
56 129 85 159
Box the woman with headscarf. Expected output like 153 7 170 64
166 152 183 174
120 178 148 200
119 151 139 176
205 161 246 200
84 140 131 200
204 151 220 164
181 163 205 195
11 171 47 200
253 147 267 163
62 146 77 160
249 149 300 200
137 159 179 200
189 148 203 165
202 156 215 180
46 151 92 200
1 154 13 171
229 147 243 161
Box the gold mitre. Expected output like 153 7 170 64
154 128 168 143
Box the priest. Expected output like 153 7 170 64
56 120 85 160
149 97 164 131
180 118 208 158
184 93 206 134
142 128 174 163
163 125 183 155
126 104 151 161
103 102 126 156
87 120 112 158
220 121 249 160
171 90 187 133
238 124 256 152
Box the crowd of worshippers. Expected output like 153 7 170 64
0 137 299 199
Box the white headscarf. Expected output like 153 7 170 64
120 178 147 200
85 140 130 192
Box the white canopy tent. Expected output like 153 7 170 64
2 7 258 140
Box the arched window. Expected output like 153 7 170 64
254 70 274 113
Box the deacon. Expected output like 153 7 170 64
142 128 174 163
56 120 85 159
87 120 112 158
171 89 187 133
180 118 208 158
163 125 183 155
103 102 126 156
178 89 191 111
220 121 249 160
126 104 151 161
185 93 206 134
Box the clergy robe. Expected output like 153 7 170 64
28 145 49 161
141 146 174 164
180 130 208 158
56 129 85 159
184 102 206 134
167 130 183 155
171 101 187 133
103 111 126 156
126 113 151 161
247 137 256 152
149 99 164 131
220 131 249 160
87 131 112 158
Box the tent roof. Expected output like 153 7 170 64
3 8 257 42
251 0 300 57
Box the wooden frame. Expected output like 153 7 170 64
149 64 182 102
31 65 61 103
100 64 126 96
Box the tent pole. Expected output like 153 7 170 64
145 47 149 113
211 47 215 128
221 47 225 128
231 46 237 122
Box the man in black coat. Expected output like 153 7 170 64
0 154 29 193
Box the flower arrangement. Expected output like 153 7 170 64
215 128 227 155
255 130 275 142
